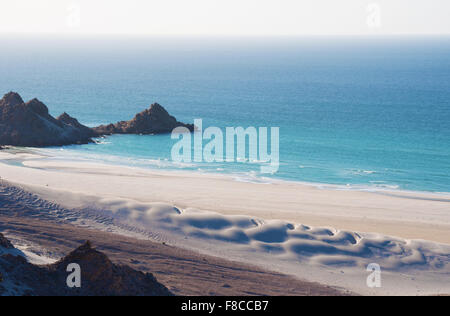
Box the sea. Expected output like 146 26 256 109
1 35 449 193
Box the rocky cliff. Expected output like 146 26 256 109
93 102 194 135
0 235 173 296
0 92 193 147
0 92 95 147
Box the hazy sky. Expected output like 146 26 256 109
0 0 449 36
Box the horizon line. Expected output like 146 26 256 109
1 31 450 38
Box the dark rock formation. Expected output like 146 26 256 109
0 92 194 147
0 91 24 108
57 112 95 136
93 103 194 135
0 237 173 296
0 233 14 250
0 92 95 147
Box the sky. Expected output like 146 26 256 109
0 0 449 36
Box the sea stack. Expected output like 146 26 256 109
0 92 95 147
93 102 194 135
0 92 194 148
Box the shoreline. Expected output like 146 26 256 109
1 149 449 244
0 149 450 295
4 145 450 199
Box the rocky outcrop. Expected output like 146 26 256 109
0 92 194 147
93 103 194 135
0 92 95 147
0 233 14 250
57 112 95 137
0 237 173 296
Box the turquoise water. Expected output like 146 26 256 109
1 36 449 192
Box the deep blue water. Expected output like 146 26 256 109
1 36 449 192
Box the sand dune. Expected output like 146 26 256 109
0 216 349 296
73 197 450 273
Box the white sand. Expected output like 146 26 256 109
0 234 57 265
0 149 449 295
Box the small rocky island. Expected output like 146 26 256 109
93 102 194 135
0 92 193 147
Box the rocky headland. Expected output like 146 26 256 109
0 92 96 147
0 92 193 147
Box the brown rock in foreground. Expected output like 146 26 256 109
0 235 173 296
0 233 14 250
93 102 194 135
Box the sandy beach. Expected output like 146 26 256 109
0 148 449 295
2 0 450 300
1 150 449 243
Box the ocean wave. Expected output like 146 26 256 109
31 147 198 169
232 172 275 184
19 147 449 196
